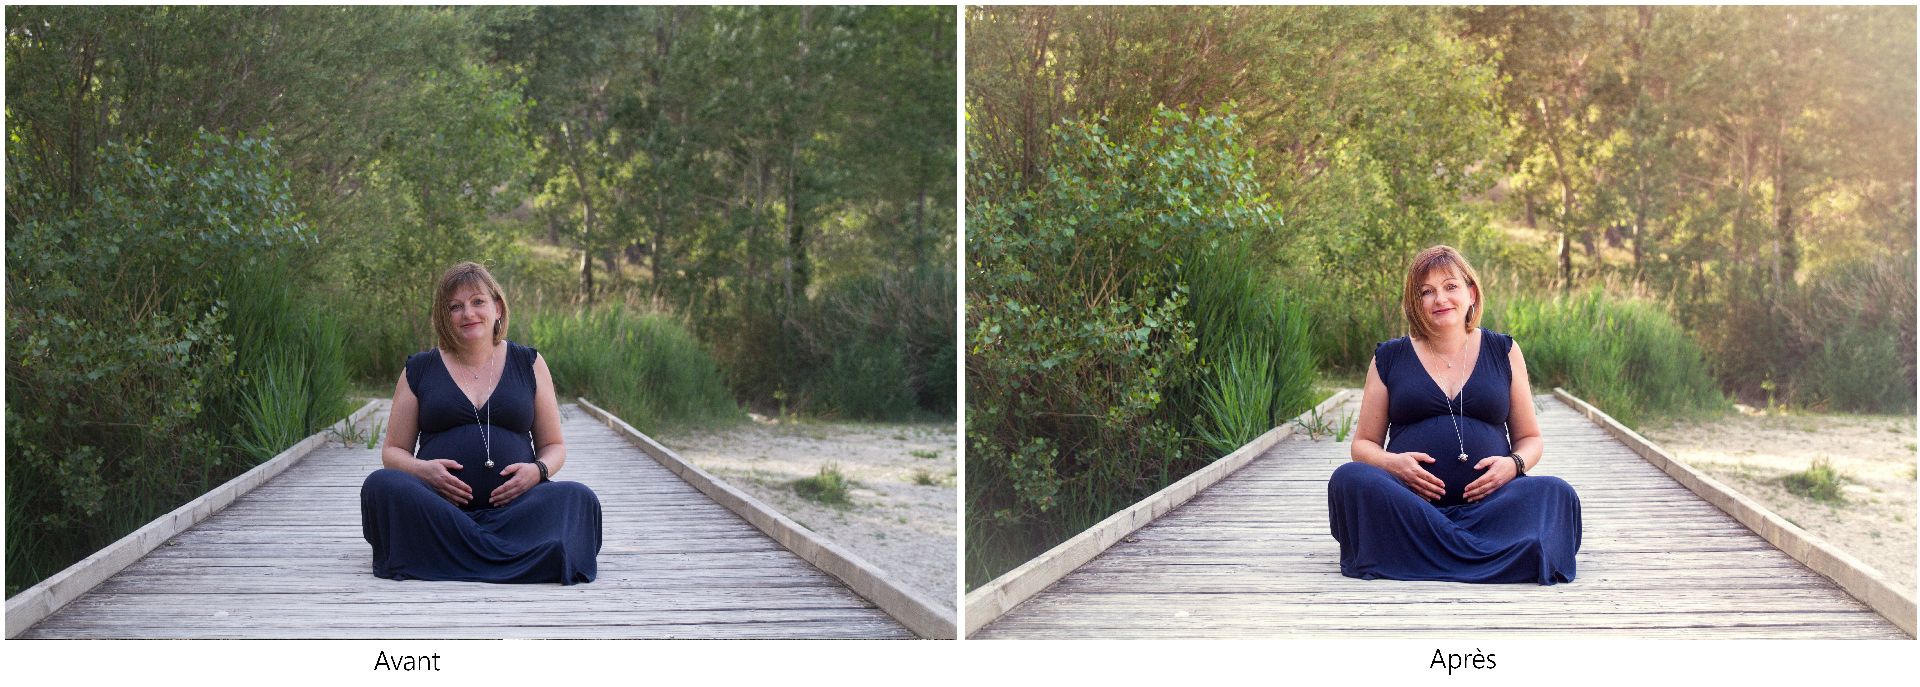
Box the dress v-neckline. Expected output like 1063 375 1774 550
1415 329 1482 403
438 346 503 411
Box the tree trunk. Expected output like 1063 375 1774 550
579 249 595 305
1771 123 1797 291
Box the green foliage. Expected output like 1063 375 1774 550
236 353 312 461
1183 247 1319 455
218 262 355 462
4 6 952 598
1489 290 1726 428
1782 458 1847 503
966 108 1286 587
1780 255 1917 413
5 132 324 595
792 464 854 507
783 266 957 420
519 302 739 432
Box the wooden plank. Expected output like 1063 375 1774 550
963 390 1356 636
1553 388 1917 637
972 392 1908 639
574 398 955 639
16 401 915 639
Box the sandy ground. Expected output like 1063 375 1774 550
1642 410 1916 594
655 419 958 612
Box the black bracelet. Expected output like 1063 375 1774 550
534 459 550 482
1509 454 1527 476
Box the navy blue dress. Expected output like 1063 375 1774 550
1326 329 1582 584
360 341 602 584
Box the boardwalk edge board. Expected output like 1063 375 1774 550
574 397 957 640
1552 387 1917 638
4 399 384 639
963 389 1356 637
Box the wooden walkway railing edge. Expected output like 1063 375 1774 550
1552 387 1916 637
574 398 957 639
3 399 384 639
962 389 1357 637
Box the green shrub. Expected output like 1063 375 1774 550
1783 458 1847 503
786 266 955 420
1785 255 1916 413
1490 290 1726 427
812 335 917 420
520 302 739 431
965 108 1284 587
5 132 316 594
792 464 854 506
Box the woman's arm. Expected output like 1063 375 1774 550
488 352 567 506
383 370 472 506
1463 341 1544 502
1351 355 1446 501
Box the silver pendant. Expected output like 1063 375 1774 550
1457 453 1469 463
484 459 495 469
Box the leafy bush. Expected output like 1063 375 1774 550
1783 458 1847 503
1783 255 1916 413
519 302 739 431
5 132 320 594
965 108 1288 587
792 464 854 507
1490 290 1726 427
785 265 956 420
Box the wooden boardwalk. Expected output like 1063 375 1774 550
17 402 914 639
974 394 1908 639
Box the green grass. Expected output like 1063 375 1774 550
909 449 940 460
1782 458 1847 503
520 302 740 432
912 469 943 486
792 464 854 507
1488 289 1726 428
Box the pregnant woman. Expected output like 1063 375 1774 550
360 261 602 584
1327 245 1581 584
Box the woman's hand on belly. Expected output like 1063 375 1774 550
488 462 542 507
1463 456 1519 502
412 458 472 506
1383 451 1447 501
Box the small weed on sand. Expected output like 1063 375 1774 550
793 464 854 507
909 449 939 460
1782 458 1847 503
913 469 942 486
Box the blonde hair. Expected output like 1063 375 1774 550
1400 245 1483 341
431 262 509 352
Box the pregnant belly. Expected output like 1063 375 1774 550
418 426 535 511
1385 416 1511 506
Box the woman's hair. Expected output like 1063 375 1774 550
1400 245 1484 341
431 261 510 352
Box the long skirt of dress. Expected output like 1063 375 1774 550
361 468 602 584
1327 462 1581 584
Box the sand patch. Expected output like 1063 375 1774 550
1642 412 1916 594
656 419 958 612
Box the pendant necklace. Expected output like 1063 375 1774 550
1438 334 1471 463
455 344 498 469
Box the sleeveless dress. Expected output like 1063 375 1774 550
1326 329 1582 584
359 341 602 584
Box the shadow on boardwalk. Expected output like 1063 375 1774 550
974 394 1907 639
16 403 912 639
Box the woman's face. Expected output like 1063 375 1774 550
446 284 499 350
1417 267 1474 332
